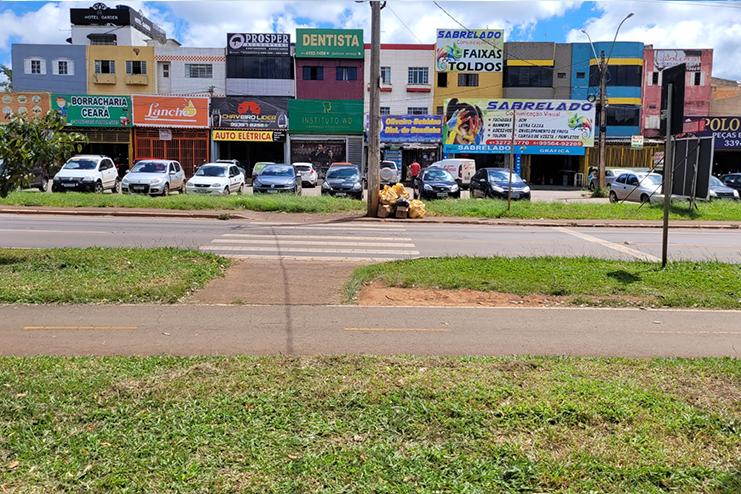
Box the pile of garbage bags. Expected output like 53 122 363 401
378 183 426 218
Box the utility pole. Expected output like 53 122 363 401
661 84 673 268
507 109 516 211
598 50 607 190
366 1 381 216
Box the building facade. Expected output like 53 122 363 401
363 44 434 115
11 44 87 94
69 4 167 47
154 45 226 96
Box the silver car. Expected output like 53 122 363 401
609 172 663 203
122 160 186 196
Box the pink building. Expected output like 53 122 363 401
641 47 713 138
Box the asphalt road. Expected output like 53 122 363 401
1 214 740 262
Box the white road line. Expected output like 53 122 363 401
223 234 413 241
211 239 416 247
259 225 408 231
202 246 420 255
247 222 407 229
225 255 399 262
553 227 662 262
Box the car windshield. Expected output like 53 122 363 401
131 161 167 174
195 165 227 177
640 174 663 186
423 169 454 181
489 171 524 183
261 166 294 177
294 165 311 172
711 176 724 187
327 168 359 179
63 159 97 170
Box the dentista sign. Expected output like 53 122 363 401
295 29 363 59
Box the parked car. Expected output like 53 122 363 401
609 172 663 203
251 161 275 183
321 164 363 200
470 168 531 200
215 159 246 178
0 159 49 192
709 175 739 200
185 163 245 195
413 167 460 200
588 167 651 191
293 162 318 187
428 158 476 189
51 155 120 193
721 173 741 192
380 160 401 187
122 159 185 196
252 164 302 195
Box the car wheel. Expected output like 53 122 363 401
38 177 48 192
609 190 618 203
113 178 121 194
223 186 230 196
162 183 170 197
237 182 244 195
640 193 650 204
94 181 104 194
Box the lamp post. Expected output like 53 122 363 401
581 12 634 190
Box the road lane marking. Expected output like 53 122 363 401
263 225 407 231
24 326 138 330
553 227 661 262
212 239 417 247
226 255 398 262
643 330 741 335
203 246 420 255
345 327 450 332
223 234 413 241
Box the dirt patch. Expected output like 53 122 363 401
357 281 649 307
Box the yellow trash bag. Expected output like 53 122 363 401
379 185 398 205
409 199 426 219
391 183 410 200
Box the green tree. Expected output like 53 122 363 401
0 110 88 197
0 65 11 92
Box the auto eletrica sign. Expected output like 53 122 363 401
436 29 504 72
53 94 132 127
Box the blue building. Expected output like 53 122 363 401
12 44 87 94
571 41 644 139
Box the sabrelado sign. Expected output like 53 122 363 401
436 29 504 73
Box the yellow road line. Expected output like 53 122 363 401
345 327 450 332
24 326 138 330
644 330 741 335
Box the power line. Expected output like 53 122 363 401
387 4 424 44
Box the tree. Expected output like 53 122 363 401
0 110 88 197
0 65 11 92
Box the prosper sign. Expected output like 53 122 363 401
436 29 504 72
443 98 595 155
53 94 132 127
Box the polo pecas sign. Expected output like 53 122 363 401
132 95 209 128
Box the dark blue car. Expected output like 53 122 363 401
413 168 460 200
470 167 531 201
252 164 302 195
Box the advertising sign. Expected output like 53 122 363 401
436 29 504 72
212 130 286 143
132 95 209 128
227 33 290 56
159 129 172 141
687 116 741 149
70 6 166 42
52 94 132 127
210 97 288 131
295 29 363 59
654 49 701 72
380 115 442 143
1 92 50 121
289 99 363 134
631 135 644 150
443 98 595 155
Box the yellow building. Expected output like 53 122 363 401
433 71 503 116
86 45 156 95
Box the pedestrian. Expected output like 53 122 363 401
409 160 421 185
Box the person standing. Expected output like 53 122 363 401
409 160 421 186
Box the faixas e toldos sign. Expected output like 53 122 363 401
132 95 210 128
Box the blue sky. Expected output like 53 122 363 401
2 1 741 81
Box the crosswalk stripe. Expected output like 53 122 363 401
247 222 407 229
225 255 400 262
203 246 420 255
223 234 413 241
258 225 408 231
211 239 417 247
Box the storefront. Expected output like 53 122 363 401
379 115 443 181
211 97 288 175
132 95 210 176
288 99 364 178
52 94 132 173
442 98 595 184
689 117 741 175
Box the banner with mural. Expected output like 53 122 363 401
132 95 209 128
443 98 595 155
1 92 50 121
52 94 132 127
380 115 442 143
435 29 504 72
210 97 288 131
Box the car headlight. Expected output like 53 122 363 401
211 182 223 188
522 186 530 193
122 177 129 185
353 182 361 190
710 190 718 197
53 175 60 181
423 184 432 191
322 181 330 190
451 184 459 192
490 184 504 193
734 190 739 198
82 176 95 182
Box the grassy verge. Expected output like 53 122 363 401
344 256 741 309
0 191 366 214
0 356 739 492
0 248 231 304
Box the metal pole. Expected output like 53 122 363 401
661 84 673 268
366 1 381 216
507 109 515 211
598 50 607 190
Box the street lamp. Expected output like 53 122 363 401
581 12 634 190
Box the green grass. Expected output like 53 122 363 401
0 248 231 304
0 356 739 492
0 191 366 214
344 256 741 309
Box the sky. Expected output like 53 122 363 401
2 0 741 86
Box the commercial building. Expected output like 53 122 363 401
154 42 226 97
11 45 87 94
86 45 156 96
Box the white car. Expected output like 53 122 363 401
51 155 120 193
292 162 318 187
185 163 245 195
122 159 185 196
380 160 401 187
609 172 663 203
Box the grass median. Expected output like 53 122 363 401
344 256 741 309
0 247 231 304
0 355 739 492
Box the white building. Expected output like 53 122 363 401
363 44 435 116
69 5 167 46
153 42 226 96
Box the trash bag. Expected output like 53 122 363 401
409 199 426 219
391 183 410 200
379 185 398 205
396 197 410 208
